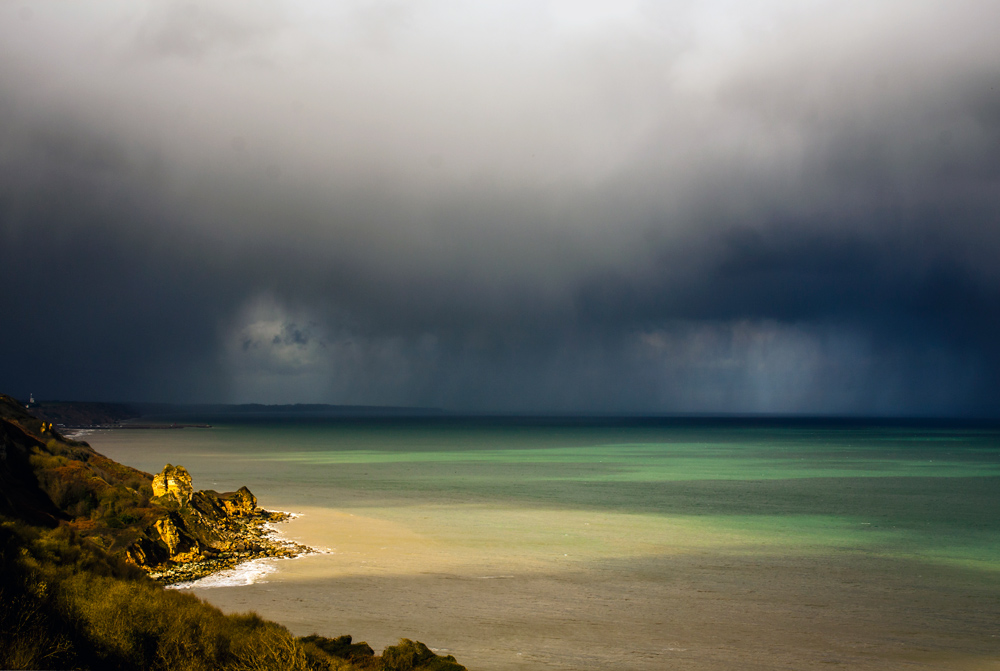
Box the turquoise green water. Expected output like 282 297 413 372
91 419 1000 569
87 418 1000 670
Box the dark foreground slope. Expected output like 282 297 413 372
2 394 304 580
0 394 466 671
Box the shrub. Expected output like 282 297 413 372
0 519 339 671
380 639 467 671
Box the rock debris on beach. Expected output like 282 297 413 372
130 465 313 585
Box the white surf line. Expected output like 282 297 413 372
168 557 279 590
168 510 334 591
62 428 96 440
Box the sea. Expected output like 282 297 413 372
84 416 1000 670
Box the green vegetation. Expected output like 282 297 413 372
0 519 463 670
0 394 467 670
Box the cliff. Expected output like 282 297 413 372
0 393 467 670
128 464 309 583
0 394 305 583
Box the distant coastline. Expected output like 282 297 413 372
73 423 214 430
26 399 449 432
25 399 452 437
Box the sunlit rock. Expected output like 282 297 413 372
152 464 193 505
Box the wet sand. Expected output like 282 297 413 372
188 507 1000 670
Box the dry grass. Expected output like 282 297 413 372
0 519 467 671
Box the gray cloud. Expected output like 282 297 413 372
1 0 999 414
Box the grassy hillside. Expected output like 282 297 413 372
0 394 466 671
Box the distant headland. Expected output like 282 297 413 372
24 399 448 430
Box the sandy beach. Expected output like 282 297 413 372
178 506 1000 671
86 421 1000 670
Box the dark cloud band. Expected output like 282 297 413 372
2 0 998 415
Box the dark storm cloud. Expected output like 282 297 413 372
1 0 999 414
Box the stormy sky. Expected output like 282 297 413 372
2 0 999 415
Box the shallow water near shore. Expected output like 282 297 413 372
87 418 1000 670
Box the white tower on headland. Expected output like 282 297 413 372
29 393 34 404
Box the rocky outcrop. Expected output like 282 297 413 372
151 464 193 505
0 394 469 671
130 465 310 583
153 514 201 562
221 486 256 516
0 395 310 585
188 486 257 521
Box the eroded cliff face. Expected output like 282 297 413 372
0 395 307 584
151 465 193 505
153 515 200 562
1 395 468 671
124 465 306 581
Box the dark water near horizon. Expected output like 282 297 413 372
87 417 1000 670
